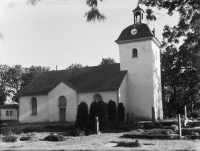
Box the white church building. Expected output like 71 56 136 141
18 5 163 123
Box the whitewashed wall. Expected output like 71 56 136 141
48 82 77 122
19 95 49 123
118 74 128 115
152 40 163 119
0 109 18 120
118 39 155 121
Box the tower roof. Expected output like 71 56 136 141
132 5 145 13
115 23 154 43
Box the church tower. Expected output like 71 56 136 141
116 5 163 121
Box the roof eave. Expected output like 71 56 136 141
18 92 48 97
78 87 119 93
115 36 154 44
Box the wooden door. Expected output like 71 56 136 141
59 108 66 121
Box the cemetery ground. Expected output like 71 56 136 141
1 120 200 150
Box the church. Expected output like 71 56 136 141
18 5 163 123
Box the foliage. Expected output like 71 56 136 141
68 129 87 137
137 0 200 116
75 102 89 129
44 134 65 142
96 100 109 130
85 0 106 22
187 112 199 118
22 128 37 133
107 100 117 121
20 136 32 141
0 64 50 104
99 58 116 65
1 135 18 143
118 103 125 122
89 101 97 122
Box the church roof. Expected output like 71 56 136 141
18 63 127 96
0 104 18 109
115 23 154 43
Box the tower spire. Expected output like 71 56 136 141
132 4 145 24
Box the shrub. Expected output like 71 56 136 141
75 102 88 129
107 100 117 122
188 112 199 118
96 100 109 130
44 125 56 129
85 121 95 131
20 136 32 141
68 129 85 137
1 135 18 143
171 124 178 132
44 134 65 141
118 103 125 121
89 101 97 122
22 128 37 133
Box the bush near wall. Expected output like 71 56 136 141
75 102 88 129
118 103 125 122
89 101 97 122
96 100 109 130
107 100 117 122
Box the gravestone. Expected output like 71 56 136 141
127 113 129 125
184 105 188 126
178 114 182 136
95 117 100 134
152 107 156 123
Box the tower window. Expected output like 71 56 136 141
132 48 138 58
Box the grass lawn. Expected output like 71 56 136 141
1 132 200 150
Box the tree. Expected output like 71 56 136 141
118 103 125 122
107 100 117 121
138 0 200 115
75 102 89 129
0 64 10 105
99 58 116 65
89 101 97 122
0 64 50 104
66 63 89 77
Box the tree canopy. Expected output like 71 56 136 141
99 58 116 65
0 64 50 105
138 0 200 115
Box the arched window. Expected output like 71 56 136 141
58 96 67 107
6 111 9 116
10 111 13 116
132 48 138 58
93 93 102 102
31 97 37 115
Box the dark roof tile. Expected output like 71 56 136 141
0 104 18 109
18 63 127 96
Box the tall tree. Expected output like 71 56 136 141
138 0 200 115
0 64 11 105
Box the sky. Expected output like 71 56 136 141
0 0 179 70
